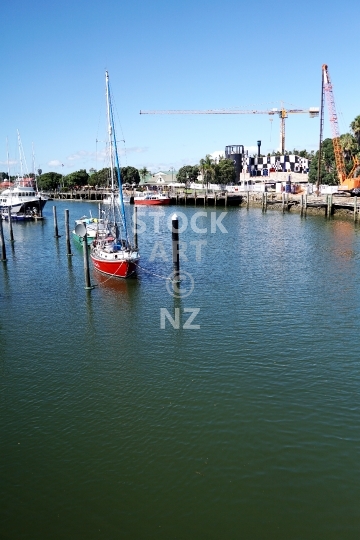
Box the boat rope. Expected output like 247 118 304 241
134 262 173 281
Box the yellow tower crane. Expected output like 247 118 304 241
140 104 319 154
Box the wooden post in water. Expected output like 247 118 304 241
53 206 61 238
261 192 264 212
282 192 285 213
214 193 217 207
65 209 72 256
171 213 180 284
8 207 14 243
328 194 333 218
300 194 304 217
354 196 357 223
225 192 228 208
194 190 197 206
83 234 94 290
247 191 249 209
304 194 307 216
0 215 7 262
133 205 138 250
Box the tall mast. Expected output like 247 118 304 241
105 71 115 194
17 130 23 178
317 66 325 191
6 137 10 181
32 142 37 190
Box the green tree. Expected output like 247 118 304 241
139 167 149 183
309 138 338 185
176 165 200 184
199 155 215 186
64 169 89 189
350 115 360 145
120 166 140 185
89 167 111 187
340 133 358 172
215 158 236 184
37 172 62 191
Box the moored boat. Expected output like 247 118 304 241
90 71 139 279
134 192 171 205
0 181 47 216
72 216 109 245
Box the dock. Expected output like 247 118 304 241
45 188 360 219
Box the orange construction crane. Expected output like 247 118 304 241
140 104 319 154
321 64 360 193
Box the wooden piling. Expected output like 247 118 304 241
171 213 180 284
8 207 14 243
327 194 333 218
264 192 268 212
65 209 72 256
282 192 285 213
38 197 43 218
304 194 307 216
83 234 94 290
247 191 249 209
300 194 304 217
354 196 357 223
0 215 7 262
53 206 61 238
225 192 228 208
194 190 196 206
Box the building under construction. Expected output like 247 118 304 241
225 144 310 181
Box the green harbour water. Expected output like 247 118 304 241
1 200 360 539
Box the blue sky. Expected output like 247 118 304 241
1 0 359 175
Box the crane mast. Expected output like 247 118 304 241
322 64 346 183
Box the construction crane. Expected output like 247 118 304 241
318 64 360 193
140 104 319 154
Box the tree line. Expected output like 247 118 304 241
33 166 149 191
177 155 236 186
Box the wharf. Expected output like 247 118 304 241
244 192 360 220
47 188 360 219
49 189 242 206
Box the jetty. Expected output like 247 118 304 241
43 187 360 219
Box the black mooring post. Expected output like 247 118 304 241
0 216 7 262
171 213 180 284
8 207 14 243
38 197 42 218
53 206 61 238
65 209 72 256
83 234 94 290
